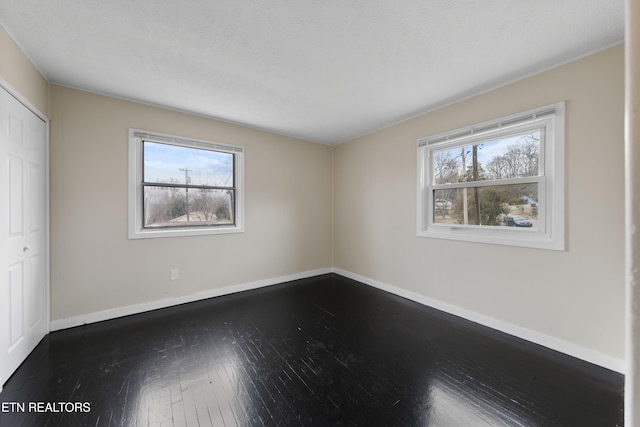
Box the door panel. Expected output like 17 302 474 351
8 262 24 348
26 254 44 329
0 86 47 388
8 156 23 235
8 114 22 143
30 163 43 233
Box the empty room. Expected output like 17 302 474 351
0 1 638 426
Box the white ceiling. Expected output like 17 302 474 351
0 1 625 145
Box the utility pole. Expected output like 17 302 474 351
179 168 192 221
461 147 468 225
472 145 481 225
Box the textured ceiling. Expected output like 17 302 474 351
0 1 625 145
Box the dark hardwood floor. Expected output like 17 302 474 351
0 274 624 426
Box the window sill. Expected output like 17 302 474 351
417 225 564 251
128 224 244 240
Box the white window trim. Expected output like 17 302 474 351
417 102 565 250
128 129 245 239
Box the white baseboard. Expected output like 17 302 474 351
49 268 332 332
333 268 626 374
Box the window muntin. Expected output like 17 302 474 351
129 130 244 239
417 103 564 250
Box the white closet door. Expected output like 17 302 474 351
0 86 48 389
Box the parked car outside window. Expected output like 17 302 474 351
506 215 533 227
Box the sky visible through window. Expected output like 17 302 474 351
143 141 234 187
475 136 521 163
433 130 540 183
436 134 530 165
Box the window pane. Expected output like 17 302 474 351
433 130 541 184
433 183 538 228
143 186 234 227
143 141 234 187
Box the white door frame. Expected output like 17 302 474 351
0 76 50 391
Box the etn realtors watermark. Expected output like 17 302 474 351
1 401 91 413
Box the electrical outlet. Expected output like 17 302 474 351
170 269 180 281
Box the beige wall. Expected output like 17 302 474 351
0 25 49 116
49 85 333 320
334 45 626 361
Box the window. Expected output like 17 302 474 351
128 129 244 239
417 102 565 250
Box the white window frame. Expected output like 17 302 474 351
128 129 245 239
417 102 565 250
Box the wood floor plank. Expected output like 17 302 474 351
0 273 624 426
